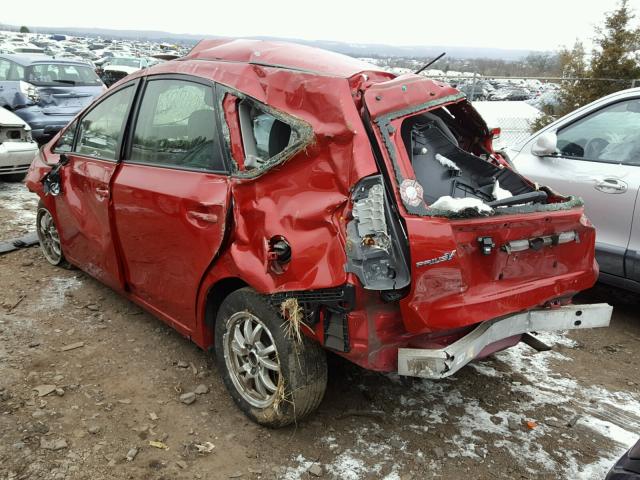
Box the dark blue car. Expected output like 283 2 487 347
0 54 105 143
606 439 640 479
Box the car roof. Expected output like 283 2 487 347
0 53 90 67
182 39 390 78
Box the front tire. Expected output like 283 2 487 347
36 203 69 267
215 288 327 427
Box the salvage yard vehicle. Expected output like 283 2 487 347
510 88 640 293
0 107 38 181
97 56 154 87
0 54 105 144
25 39 612 427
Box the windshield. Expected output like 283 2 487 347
108 58 141 68
26 63 103 86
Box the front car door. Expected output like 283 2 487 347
51 83 137 290
112 76 230 332
514 97 640 279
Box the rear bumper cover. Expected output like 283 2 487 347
397 303 612 378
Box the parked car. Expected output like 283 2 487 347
0 107 38 181
490 88 531 102
509 87 640 293
0 54 105 144
606 438 640 479
25 39 611 427
97 56 153 87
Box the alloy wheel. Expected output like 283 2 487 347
36 208 63 265
223 311 281 408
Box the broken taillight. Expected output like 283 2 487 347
345 175 410 291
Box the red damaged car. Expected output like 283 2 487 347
25 39 612 427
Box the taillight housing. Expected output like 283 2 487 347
345 175 411 291
19 81 40 104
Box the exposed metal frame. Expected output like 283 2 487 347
397 303 612 379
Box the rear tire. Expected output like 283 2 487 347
214 287 327 428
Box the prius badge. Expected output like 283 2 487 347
415 249 457 268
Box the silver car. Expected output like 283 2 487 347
509 88 640 292
0 107 38 181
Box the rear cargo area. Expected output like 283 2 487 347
361 81 599 335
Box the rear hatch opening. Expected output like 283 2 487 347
392 100 582 218
361 88 597 333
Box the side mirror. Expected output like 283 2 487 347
59 153 70 166
531 131 558 157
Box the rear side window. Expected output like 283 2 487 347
76 86 134 160
0 59 25 81
128 79 224 172
238 100 291 169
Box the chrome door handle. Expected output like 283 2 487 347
187 211 218 223
594 178 627 194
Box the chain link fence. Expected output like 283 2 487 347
419 74 639 148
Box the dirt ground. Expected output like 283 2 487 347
1 180 639 480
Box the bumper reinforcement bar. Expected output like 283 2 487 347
397 303 612 379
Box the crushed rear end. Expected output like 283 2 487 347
339 74 611 377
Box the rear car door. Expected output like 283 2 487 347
514 98 640 278
51 83 137 290
112 76 230 332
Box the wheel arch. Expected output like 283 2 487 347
196 276 249 349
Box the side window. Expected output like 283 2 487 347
0 59 10 81
238 100 292 169
557 99 640 165
129 79 224 171
0 59 24 81
76 86 134 160
53 120 77 153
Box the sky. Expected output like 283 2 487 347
3 0 640 52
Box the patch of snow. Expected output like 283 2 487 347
325 453 369 480
284 324 637 478
435 153 460 171
0 181 38 231
430 195 493 214
37 276 83 311
283 455 314 480
492 339 640 477
492 179 512 200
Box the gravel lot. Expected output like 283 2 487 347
0 179 638 480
